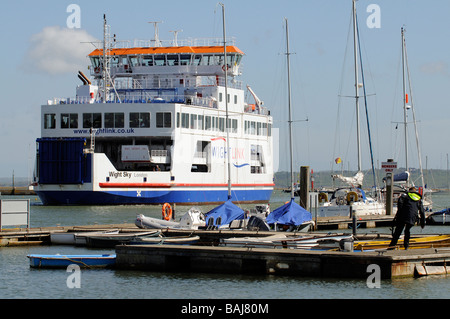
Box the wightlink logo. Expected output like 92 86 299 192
211 146 245 160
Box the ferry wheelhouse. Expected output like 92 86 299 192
34 20 274 205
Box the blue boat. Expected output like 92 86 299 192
266 199 314 232
27 254 116 268
204 199 245 228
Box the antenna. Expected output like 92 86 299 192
148 21 163 47
169 29 183 46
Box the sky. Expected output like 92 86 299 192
1 0 450 179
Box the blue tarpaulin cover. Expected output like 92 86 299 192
205 199 245 226
266 199 312 226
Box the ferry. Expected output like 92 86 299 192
33 17 274 205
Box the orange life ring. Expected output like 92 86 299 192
162 203 172 221
346 191 358 203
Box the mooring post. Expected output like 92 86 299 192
299 166 310 210
351 206 356 236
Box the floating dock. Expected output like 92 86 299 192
3 221 450 279
115 243 450 279
0 213 394 246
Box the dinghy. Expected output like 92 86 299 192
128 234 200 245
27 254 116 268
50 230 119 245
85 230 160 248
221 234 353 250
136 207 206 230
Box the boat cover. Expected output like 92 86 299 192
205 199 245 226
266 199 312 226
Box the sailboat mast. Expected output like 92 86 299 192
285 18 295 200
220 3 232 200
352 0 362 172
401 27 409 178
102 15 108 103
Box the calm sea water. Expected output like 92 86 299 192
1 191 449 302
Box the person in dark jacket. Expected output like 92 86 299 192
389 187 425 250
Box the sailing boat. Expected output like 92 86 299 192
318 0 385 218
265 18 313 232
387 27 432 212
203 3 246 228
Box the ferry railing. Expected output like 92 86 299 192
112 76 243 91
130 37 237 48
46 95 269 115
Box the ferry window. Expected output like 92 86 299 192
190 114 197 129
154 55 165 66
111 57 119 68
200 55 211 66
61 113 78 129
226 54 232 66
167 55 179 66
236 55 242 65
180 54 191 65
156 112 172 128
193 55 202 66
251 145 265 174
105 113 124 128
205 116 212 130
257 122 261 135
219 118 224 132
262 123 267 136
268 123 272 136
212 55 221 66
250 121 256 135
176 112 180 128
44 114 56 129
219 93 223 102
90 57 100 68
129 56 139 67
181 113 189 128
143 55 153 66
129 112 150 128
83 113 102 128
232 119 238 133
234 95 238 104
198 115 204 130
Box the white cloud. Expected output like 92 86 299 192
23 26 98 75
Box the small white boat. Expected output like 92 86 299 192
128 235 200 245
85 230 160 248
221 234 353 250
136 207 206 230
50 230 119 245
74 230 120 246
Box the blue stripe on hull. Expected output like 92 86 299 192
36 189 272 205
